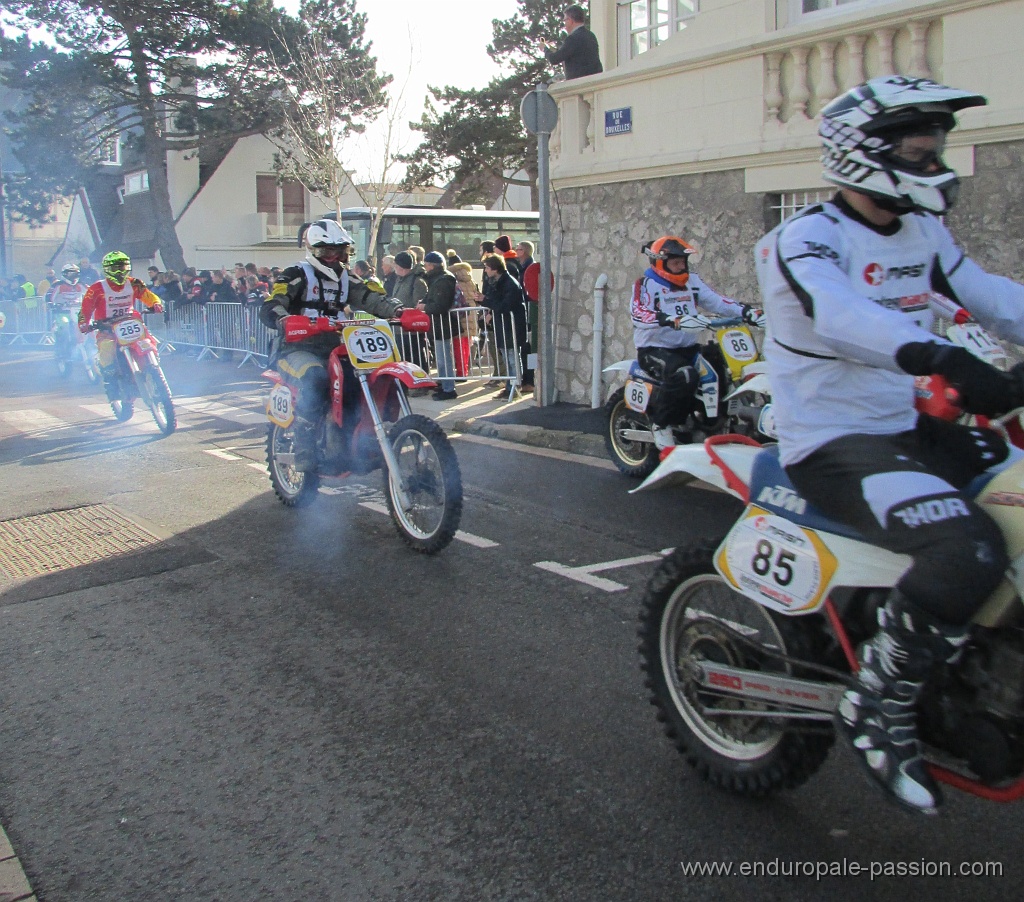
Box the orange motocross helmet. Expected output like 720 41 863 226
643 236 694 288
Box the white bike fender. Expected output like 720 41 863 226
725 372 770 401
602 360 635 374
632 443 761 500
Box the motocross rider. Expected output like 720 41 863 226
631 236 760 449
755 76 1024 814
47 263 86 311
78 251 164 400
258 219 402 470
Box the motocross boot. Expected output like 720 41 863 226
291 415 319 472
100 365 120 402
836 591 969 814
651 425 676 451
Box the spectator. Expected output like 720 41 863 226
381 255 398 296
79 258 101 285
352 259 375 281
544 5 603 80
270 266 282 283
190 270 213 303
36 267 56 298
257 265 273 284
232 262 247 288
514 240 539 393
158 270 183 305
446 248 462 267
479 240 495 259
147 265 161 287
391 251 429 369
494 235 522 282
481 253 527 399
418 251 459 401
16 274 35 299
243 274 269 307
407 245 425 265
208 268 238 303
450 261 481 378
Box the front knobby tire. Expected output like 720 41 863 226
384 414 462 554
145 367 176 436
110 397 134 422
604 387 659 478
266 422 320 507
638 543 834 797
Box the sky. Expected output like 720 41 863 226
279 0 522 181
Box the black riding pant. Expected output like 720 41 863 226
637 345 700 429
785 417 1011 625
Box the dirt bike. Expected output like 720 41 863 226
91 315 176 435
52 307 99 383
263 309 463 554
635 382 1024 805
604 312 774 477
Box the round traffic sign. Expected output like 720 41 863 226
520 87 559 135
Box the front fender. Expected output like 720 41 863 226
631 442 759 500
725 372 770 401
371 361 436 389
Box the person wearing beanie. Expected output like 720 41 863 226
419 251 459 400
391 250 428 370
446 248 462 266
449 261 481 378
493 235 522 281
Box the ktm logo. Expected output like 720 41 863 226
863 263 885 286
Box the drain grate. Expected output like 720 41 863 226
0 505 164 581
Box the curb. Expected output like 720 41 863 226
0 826 35 902
451 416 606 459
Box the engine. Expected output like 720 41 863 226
920 626 1024 783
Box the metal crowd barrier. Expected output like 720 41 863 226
3 297 527 388
0 298 52 346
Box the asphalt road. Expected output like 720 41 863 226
0 346 1021 901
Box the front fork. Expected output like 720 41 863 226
358 373 413 512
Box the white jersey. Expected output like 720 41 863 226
631 269 743 349
755 196 1024 466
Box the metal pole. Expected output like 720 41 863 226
537 86 554 407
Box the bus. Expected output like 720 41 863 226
327 207 540 270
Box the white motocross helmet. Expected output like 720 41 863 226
303 218 355 279
819 75 986 214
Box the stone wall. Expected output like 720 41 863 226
551 139 1024 405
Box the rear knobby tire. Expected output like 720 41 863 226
604 387 659 478
384 414 462 554
638 542 834 797
266 422 320 506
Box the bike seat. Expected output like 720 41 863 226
748 447 865 540
749 446 998 540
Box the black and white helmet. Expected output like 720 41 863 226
303 218 355 278
819 76 986 214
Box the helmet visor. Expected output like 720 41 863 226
312 244 349 262
884 127 948 173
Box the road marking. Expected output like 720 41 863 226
174 397 264 426
79 404 161 432
247 462 267 472
203 448 243 461
534 548 674 593
357 500 500 547
1 409 69 435
452 432 617 471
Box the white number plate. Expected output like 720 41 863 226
113 318 145 345
719 327 758 363
266 383 294 428
715 506 837 615
947 322 1006 367
624 378 651 413
342 323 399 369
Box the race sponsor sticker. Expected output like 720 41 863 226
624 378 651 413
266 383 294 428
342 322 399 369
113 318 145 345
715 506 838 615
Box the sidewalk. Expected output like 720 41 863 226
409 381 607 459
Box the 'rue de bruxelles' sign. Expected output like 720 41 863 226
605 107 632 136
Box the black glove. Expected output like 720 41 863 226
742 306 763 326
896 341 1024 416
655 309 679 329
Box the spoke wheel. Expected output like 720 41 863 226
144 368 176 435
638 542 834 796
384 414 462 554
266 422 320 506
604 387 659 477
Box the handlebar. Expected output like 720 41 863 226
282 308 430 343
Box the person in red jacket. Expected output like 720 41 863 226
79 251 163 399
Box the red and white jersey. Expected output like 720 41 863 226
79 277 160 328
630 269 743 349
755 195 1024 466
48 280 86 309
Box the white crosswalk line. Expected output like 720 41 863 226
357 500 500 548
204 448 242 461
79 403 160 432
175 397 264 427
1 409 69 436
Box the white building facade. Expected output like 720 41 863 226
549 0 1024 403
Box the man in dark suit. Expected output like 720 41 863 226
544 5 602 80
